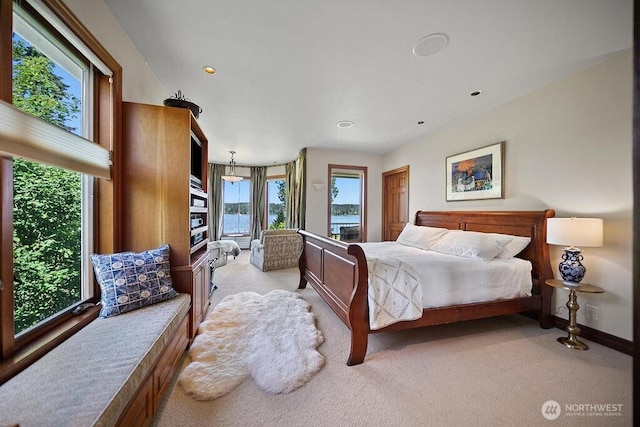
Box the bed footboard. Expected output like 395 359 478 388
297 230 370 365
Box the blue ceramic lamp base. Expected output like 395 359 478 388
559 247 586 286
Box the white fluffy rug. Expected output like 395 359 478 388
178 290 324 401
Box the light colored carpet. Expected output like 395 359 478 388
154 250 632 427
178 290 324 400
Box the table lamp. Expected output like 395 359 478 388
546 217 603 286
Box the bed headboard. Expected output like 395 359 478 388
413 210 555 284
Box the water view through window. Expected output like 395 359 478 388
329 166 366 241
223 180 250 234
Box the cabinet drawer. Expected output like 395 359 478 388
116 374 154 427
154 315 189 406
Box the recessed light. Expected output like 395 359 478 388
470 90 482 96
413 33 449 57
337 120 354 128
203 66 216 75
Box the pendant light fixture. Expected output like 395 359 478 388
221 151 243 183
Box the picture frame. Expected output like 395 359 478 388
445 141 504 201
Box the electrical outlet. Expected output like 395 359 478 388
585 304 598 320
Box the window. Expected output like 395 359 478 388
1 0 121 382
266 177 285 229
12 8 92 335
328 165 367 242
222 179 251 235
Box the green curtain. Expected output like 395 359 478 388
285 160 296 228
284 149 307 229
250 166 266 240
208 163 226 241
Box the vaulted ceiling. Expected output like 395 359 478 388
103 0 632 165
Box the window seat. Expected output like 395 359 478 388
0 293 190 427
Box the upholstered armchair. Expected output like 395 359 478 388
250 229 303 271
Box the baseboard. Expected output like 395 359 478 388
552 315 633 356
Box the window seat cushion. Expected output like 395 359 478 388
0 293 190 427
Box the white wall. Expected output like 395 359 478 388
306 148 383 241
383 50 633 341
64 0 168 103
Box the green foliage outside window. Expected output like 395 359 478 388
13 160 82 332
269 209 286 230
269 180 286 229
12 40 79 131
330 176 338 203
223 202 249 214
12 37 82 333
330 204 360 216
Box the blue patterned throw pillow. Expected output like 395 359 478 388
90 244 177 318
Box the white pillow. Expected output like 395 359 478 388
491 233 531 259
396 223 448 250
430 230 512 260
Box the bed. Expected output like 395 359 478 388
297 210 555 365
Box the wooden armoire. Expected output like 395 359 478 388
121 102 210 339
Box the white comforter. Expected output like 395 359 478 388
366 255 423 330
360 242 533 330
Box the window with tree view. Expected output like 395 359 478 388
267 178 285 229
11 5 93 334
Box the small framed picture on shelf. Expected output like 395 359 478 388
445 141 504 201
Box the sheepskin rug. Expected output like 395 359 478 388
178 290 324 401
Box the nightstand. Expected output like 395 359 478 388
545 279 604 350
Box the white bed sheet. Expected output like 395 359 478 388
359 242 533 309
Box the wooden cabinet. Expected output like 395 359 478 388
154 316 190 408
122 102 210 339
192 253 211 328
117 373 154 427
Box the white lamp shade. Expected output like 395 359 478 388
546 218 603 248
222 174 243 183
221 150 243 182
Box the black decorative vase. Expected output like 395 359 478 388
559 248 585 285
163 90 202 118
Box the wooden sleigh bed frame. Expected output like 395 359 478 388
298 210 556 365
